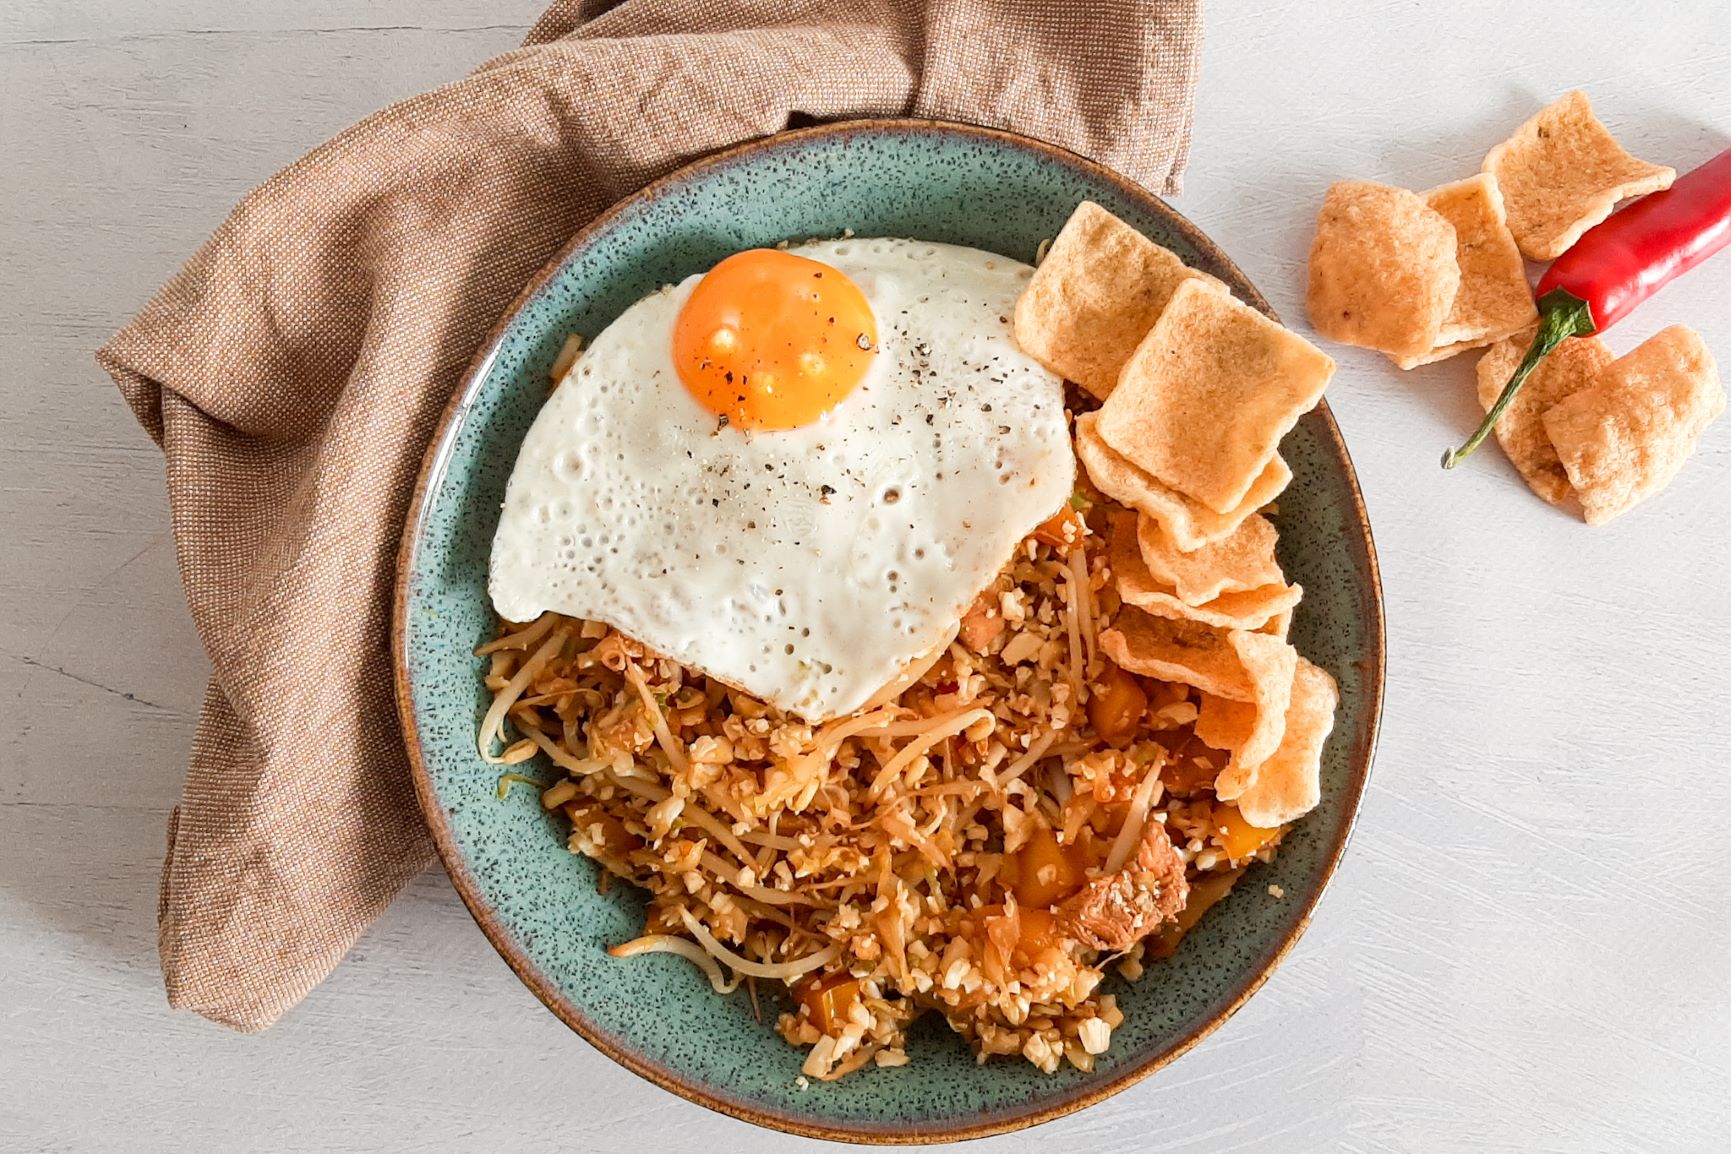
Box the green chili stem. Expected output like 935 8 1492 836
1441 289 1597 469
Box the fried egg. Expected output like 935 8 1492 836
489 237 1073 722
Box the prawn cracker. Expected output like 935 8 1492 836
1101 610 1250 700
1214 632 1297 785
1306 180 1460 360
1259 607 1294 640
1402 174 1536 360
1138 512 1286 607
1195 694 1257 757
1075 411 1290 551
1110 514 1300 633
1098 280 1334 514
1541 326 1725 524
1484 90 1675 261
1232 657 1338 828
1101 607 1298 734
1391 337 1496 371
1200 675 1294 797
1014 201 1225 400
1474 325 1614 505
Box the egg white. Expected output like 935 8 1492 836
489 237 1073 722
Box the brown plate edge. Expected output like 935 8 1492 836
391 117 1387 1146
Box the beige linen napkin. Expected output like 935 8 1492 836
98 0 1203 1032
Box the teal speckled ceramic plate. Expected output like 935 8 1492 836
394 120 1384 1144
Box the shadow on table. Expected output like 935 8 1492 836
0 527 205 993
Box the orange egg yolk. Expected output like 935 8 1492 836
672 249 877 430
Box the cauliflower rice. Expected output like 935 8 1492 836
477 468 1286 1080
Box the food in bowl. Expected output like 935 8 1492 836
490 238 1073 722
477 203 1339 1080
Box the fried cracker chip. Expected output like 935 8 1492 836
1110 513 1301 632
1259 607 1294 640
1232 657 1338 828
1306 180 1460 360
1541 326 1725 524
1013 201 1224 400
1209 635 1295 790
1201 671 1293 795
1212 758 1257 804
1100 608 1297 720
1484 91 1675 261
1101 610 1248 699
1075 412 1291 551
1129 585 1303 635
1474 325 1614 505
1195 693 1256 753
1389 338 1495 371
1187 623 1300 799
1392 174 1536 365
1137 512 1286 607
1098 280 1334 513
1201 697 1262 803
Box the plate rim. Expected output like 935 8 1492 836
392 117 1386 1145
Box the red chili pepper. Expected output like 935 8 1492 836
1443 145 1731 468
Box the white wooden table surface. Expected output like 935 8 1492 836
5 2 1729 1150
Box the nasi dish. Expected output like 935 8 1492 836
477 202 1339 1080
